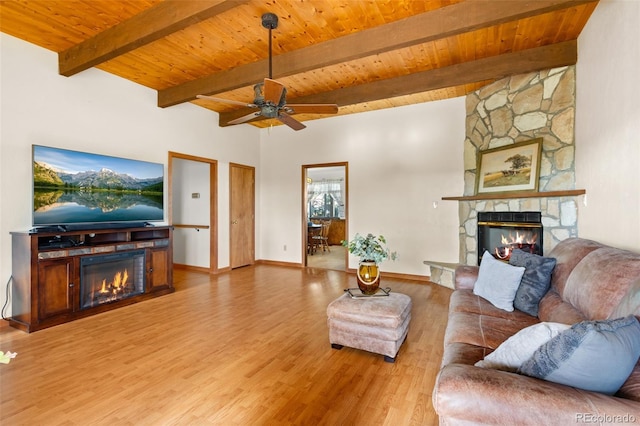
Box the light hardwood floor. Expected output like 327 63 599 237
307 244 346 271
0 265 452 425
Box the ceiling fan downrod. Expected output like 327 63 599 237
261 13 278 79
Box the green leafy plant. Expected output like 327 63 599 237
341 233 397 264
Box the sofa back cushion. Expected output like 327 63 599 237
611 277 640 319
563 247 640 320
547 238 603 296
544 238 640 321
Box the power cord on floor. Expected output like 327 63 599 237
1 275 12 321
1 275 17 365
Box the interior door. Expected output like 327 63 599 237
230 163 255 268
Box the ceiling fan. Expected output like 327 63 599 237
197 13 338 131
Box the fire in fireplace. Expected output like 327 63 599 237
80 250 146 310
477 212 542 264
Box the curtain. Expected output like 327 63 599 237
307 179 344 218
307 179 343 204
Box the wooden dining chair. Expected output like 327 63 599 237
313 220 331 253
308 224 321 255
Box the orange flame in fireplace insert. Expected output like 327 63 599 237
95 269 130 298
495 231 538 260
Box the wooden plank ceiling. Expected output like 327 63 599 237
0 0 599 129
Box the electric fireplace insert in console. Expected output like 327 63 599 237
80 250 146 310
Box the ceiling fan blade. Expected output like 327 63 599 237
285 104 339 114
263 78 286 105
196 94 257 108
278 112 306 131
227 111 262 125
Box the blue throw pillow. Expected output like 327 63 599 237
509 249 556 316
518 315 640 395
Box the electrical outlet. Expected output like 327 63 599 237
283 244 287 251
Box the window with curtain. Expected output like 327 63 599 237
307 179 344 218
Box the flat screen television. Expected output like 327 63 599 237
32 145 164 229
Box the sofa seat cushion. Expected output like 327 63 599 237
450 289 539 322
618 358 640 402
475 322 570 372
444 310 539 350
441 342 490 367
446 289 540 351
433 363 640 426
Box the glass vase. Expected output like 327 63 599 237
356 261 380 295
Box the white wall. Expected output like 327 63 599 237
576 0 640 252
258 98 466 275
0 33 259 315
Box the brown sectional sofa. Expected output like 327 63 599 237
433 238 640 425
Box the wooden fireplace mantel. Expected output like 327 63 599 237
441 189 586 202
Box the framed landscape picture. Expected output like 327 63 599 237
475 138 543 195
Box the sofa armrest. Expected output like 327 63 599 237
454 265 479 290
433 364 640 425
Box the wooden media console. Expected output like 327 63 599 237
9 225 173 332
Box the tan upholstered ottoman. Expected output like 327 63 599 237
327 292 412 362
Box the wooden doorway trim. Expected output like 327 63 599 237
168 151 218 273
302 162 348 268
229 163 255 269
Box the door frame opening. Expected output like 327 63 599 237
302 162 348 269
168 152 218 273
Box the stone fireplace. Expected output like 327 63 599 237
458 66 583 265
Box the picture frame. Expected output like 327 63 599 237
475 138 543 195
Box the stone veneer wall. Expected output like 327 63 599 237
460 66 580 265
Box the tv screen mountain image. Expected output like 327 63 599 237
32 145 164 226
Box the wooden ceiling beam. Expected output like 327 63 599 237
158 0 595 108
58 0 248 77
218 40 577 126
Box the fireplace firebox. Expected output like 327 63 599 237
477 211 542 264
80 250 146 310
